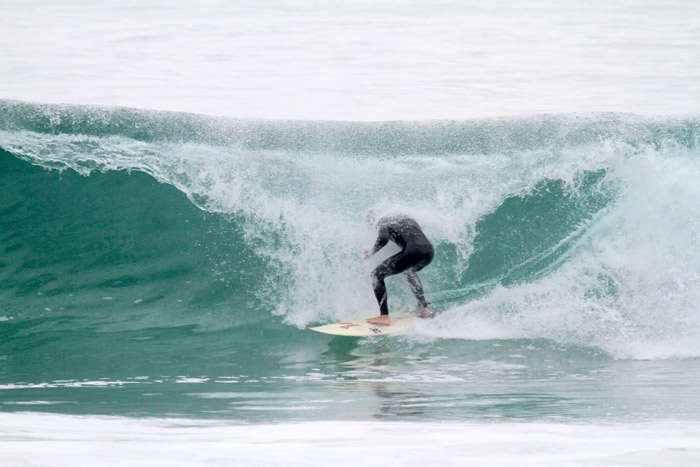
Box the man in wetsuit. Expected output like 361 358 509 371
363 211 434 326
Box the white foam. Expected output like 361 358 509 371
1 413 699 467
417 143 700 359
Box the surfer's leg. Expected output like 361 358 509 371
368 254 409 325
405 269 431 318
405 269 428 308
371 263 392 316
368 263 390 325
405 249 433 317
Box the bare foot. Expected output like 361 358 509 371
366 315 391 326
418 307 432 318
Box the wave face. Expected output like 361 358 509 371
2 99 700 369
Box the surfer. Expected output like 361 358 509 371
363 210 434 326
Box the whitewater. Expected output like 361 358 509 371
2 0 700 465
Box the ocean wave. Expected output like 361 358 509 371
2 99 700 359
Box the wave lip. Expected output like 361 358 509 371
2 98 700 154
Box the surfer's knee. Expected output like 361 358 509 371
372 265 388 280
371 265 390 287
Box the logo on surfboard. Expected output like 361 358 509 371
339 322 360 329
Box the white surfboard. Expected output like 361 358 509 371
309 315 418 337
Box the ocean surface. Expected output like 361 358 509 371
2 0 700 465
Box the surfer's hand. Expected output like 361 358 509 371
363 249 370 259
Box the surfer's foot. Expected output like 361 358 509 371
366 315 391 326
418 307 432 318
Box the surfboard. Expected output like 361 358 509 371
309 315 418 337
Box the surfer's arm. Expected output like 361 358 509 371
369 224 390 256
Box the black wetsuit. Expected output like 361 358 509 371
368 215 434 316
